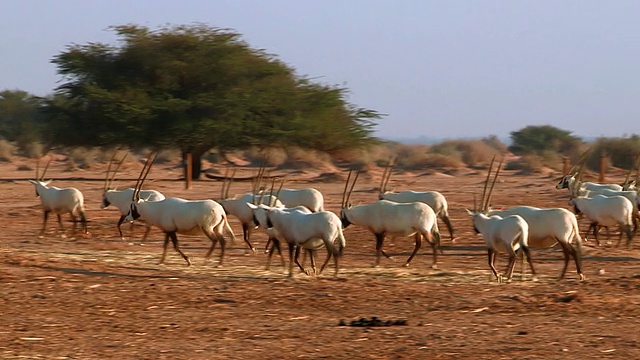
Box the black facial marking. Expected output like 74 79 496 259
129 204 141 220
340 210 351 229
266 214 273 228
573 204 581 215
252 213 260 227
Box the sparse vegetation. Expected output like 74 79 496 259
0 140 15 162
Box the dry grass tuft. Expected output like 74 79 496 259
0 140 16 162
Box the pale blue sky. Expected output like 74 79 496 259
2 0 640 141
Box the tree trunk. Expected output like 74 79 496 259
182 147 205 180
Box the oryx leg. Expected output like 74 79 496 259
309 249 318 275
287 242 296 278
504 253 517 283
591 222 601 247
141 225 153 243
318 249 334 275
241 223 256 253
293 246 308 274
265 238 285 270
622 224 634 249
78 210 88 235
440 214 455 242
159 233 171 265
374 232 387 267
116 215 126 241
520 246 536 281
557 241 571 280
404 232 422 267
40 210 51 236
487 249 501 283
204 229 224 266
168 232 191 266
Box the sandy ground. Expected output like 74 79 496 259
1 157 640 359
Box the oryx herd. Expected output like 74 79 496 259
27 149 640 282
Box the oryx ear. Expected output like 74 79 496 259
28 180 37 185
42 180 52 186
465 209 474 215
246 203 258 210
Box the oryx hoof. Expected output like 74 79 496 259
403 262 411 268
430 264 438 270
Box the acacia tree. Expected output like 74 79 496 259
43 24 381 178
509 125 582 156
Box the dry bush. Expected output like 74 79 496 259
397 152 464 170
278 147 333 170
241 147 288 167
332 144 394 168
20 142 44 159
482 135 509 154
0 140 16 162
66 147 101 170
430 139 497 167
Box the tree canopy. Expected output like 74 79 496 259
43 24 382 178
508 125 582 156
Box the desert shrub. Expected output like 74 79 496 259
67 147 100 169
586 135 640 171
505 155 543 173
242 147 288 167
0 140 15 161
396 152 464 170
20 141 44 159
429 139 497 167
335 144 396 168
482 135 509 154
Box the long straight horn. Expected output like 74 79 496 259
569 149 591 176
483 156 504 211
275 177 285 203
104 150 120 190
107 152 128 190
268 177 276 206
221 167 230 199
379 165 389 194
225 168 236 199
345 170 360 207
341 169 353 208
40 157 52 181
479 155 496 211
132 152 157 201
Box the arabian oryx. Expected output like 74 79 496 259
556 150 623 192
340 170 441 269
100 150 165 242
29 157 88 238
466 156 537 283
249 203 346 277
378 160 455 241
216 167 283 253
124 153 237 266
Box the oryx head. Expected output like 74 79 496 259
101 149 128 209
466 155 503 231
29 157 52 197
556 149 590 189
124 152 157 222
339 169 360 229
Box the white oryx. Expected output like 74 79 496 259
248 203 313 270
216 167 282 253
466 156 537 283
124 153 237 266
100 150 165 242
487 206 584 280
378 161 455 241
340 170 441 269
260 180 324 212
249 204 346 277
556 151 623 192
569 193 635 248
29 157 88 237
